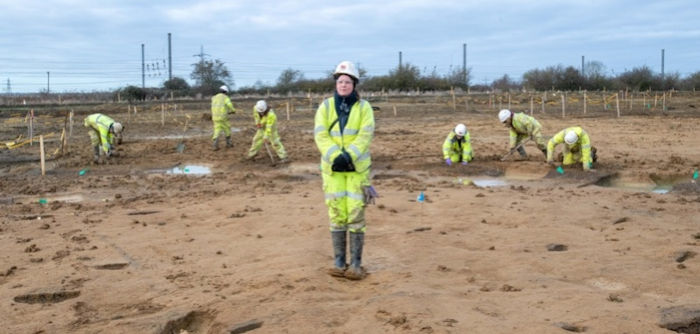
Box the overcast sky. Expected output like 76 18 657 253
1 0 698 93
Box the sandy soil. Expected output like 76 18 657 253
1 96 700 334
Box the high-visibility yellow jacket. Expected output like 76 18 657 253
509 112 542 148
442 131 473 161
314 97 375 176
547 126 592 168
253 109 278 139
211 93 235 121
84 113 116 153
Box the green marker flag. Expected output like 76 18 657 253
556 166 564 174
693 169 698 180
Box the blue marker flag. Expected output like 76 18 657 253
556 166 564 174
693 169 698 180
417 191 425 203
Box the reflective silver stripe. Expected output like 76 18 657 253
343 129 359 135
360 100 367 109
325 191 346 200
348 144 361 157
314 126 326 136
356 152 370 162
362 126 374 132
330 130 342 137
347 192 364 201
582 144 591 149
324 145 340 163
324 191 364 202
324 99 331 120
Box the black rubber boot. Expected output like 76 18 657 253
541 148 548 159
328 231 347 277
345 232 366 280
225 136 232 148
517 146 527 157
591 146 598 163
92 146 100 163
212 137 219 151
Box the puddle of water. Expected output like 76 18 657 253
472 178 509 188
166 165 211 175
47 194 85 203
652 186 672 194
597 178 674 194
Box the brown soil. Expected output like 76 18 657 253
1 95 699 333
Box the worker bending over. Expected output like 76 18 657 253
83 113 123 163
247 100 287 162
498 109 547 159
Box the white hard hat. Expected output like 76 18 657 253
333 61 360 82
454 123 467 136
498 109 512 123
219 85 229 93
564 130 578 144
111 122 123 134
255 100 268 113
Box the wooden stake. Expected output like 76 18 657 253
286 101 290 121
465 98 469 112
561 93 565 118
161 103 165 126
39 135 45 176
451 86 456 112
507 93 511 109
616 93 620 117
583 92 587 114
69 110 73 138
29 109 34 146
662 92 666 111
628 92 633 110
541 93 545 114
60 128 66 155
529 96 533 115
393 105 397 116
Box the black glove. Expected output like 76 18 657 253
331 150 355 172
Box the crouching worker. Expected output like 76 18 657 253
246 100 287 162
84 113 123 163
314 60 376 280
442 123 473 166
547 126 597 171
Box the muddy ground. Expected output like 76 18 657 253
1 95 700 334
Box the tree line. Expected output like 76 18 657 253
117 59 700 101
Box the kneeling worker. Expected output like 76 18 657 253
247 100 287 162
84 113 123 163
547 126 597 171
442 123 472 166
